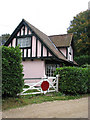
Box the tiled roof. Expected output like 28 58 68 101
5 19 77 65
24 19 68 62
49 33 73 47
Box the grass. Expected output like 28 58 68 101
2 92 89 111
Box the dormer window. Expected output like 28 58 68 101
17 37 31 48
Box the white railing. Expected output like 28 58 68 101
19 75 59 95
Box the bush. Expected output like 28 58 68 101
74 55 90 66
55 67 89 95
2 46 24 97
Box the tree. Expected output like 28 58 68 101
0 34 10 46
67 10 90 56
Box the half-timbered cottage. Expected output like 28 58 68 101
4 19 77 81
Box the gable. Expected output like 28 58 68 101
4 20 53 60
4 19 76 65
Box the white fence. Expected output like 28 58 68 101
19 75 59 95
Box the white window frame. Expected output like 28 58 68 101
46 64 60 77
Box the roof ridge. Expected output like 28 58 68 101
48 33 73 37
23 19 68 62
23 19 59 51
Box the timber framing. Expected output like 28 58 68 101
4 19 77 66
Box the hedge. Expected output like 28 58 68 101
74 55 90 66
2 46 24 97
55 67 89 95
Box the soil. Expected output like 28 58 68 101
2 97 88 118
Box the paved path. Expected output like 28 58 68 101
2 97 88 118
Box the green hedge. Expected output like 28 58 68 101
2 46 24 97
55 67 89 95
74 55 90 66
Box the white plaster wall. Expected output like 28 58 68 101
22 60 45 78
68 46 73 61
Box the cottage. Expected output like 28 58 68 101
4 19 77 81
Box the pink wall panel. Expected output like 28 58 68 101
17 31 20 36
32 36 36 57
25 26 27 35
43 46 47 56
22 60 45 78
37 40 41 57
21 26 24 35
59 48 66 57
28 49 30 57
12 38 16 48
8 43 11 47
24 49 26 57
48 52 52 56
28 30 31 35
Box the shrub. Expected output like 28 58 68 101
2 46 24 97
74 55 90 66
55 67 89 95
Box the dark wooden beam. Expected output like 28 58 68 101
66 47 68 59
22 49 24 58
47 49 49 57
11 40 12 47
19 30 21 36
41 43 43 58
23 25 25 35
16 38 17 46
26 48 28 58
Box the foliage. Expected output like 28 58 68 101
67 10 90 56
55 67 89 95
81 64 90 68
0 34 10 46
74 55 90 66
2 46 24 97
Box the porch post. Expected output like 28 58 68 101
56 74 59 92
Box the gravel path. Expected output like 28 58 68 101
2 97 88 118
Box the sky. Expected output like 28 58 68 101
0 0 89 36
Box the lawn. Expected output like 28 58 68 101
2 92 89 111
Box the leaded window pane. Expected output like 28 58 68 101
46 64 60 77
17 37 31 48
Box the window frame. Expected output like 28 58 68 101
46 64 60 77
17 37 31 48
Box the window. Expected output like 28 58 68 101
46 64 60 77
17 37 31 48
